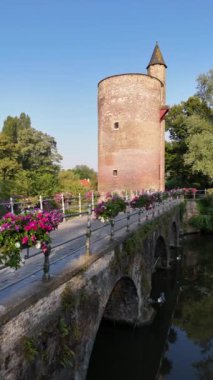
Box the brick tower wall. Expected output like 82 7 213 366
98 73 164 194
148 64 166 105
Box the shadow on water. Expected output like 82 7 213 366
87 264 180 380
87 235 213 380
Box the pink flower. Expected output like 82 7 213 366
31 235 37 243
41 243 48 253
24 221 38 231
22 236 29 245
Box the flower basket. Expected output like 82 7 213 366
94 195 126 222
0 210 63 269
130 194 153 210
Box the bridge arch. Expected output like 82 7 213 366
103 276 139 324
87 276 139 378
154 235 168 269
170 221 178 247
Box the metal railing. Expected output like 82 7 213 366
0 197 182 291
0 189 209 217
183 189 207 200
0 192 98 217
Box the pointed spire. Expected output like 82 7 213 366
146 42 167 69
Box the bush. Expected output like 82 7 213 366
189 215 213 233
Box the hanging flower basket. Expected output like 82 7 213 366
94 195 126 222
0 210 63 269
130 194 154 209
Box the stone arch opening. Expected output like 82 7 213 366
87 277 139 379
150 236 168 309
103 276 139 324
154 236 168 269
170 221 178 247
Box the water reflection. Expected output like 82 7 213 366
87 235 213 380
87 266 180 380
162 235 213 380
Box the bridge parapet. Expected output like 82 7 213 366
0 201 182 380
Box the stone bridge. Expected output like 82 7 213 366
0 202 182 380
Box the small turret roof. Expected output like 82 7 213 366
146 42 167 69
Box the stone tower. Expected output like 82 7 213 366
98 43 168 194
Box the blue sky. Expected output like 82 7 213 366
0 0 212 170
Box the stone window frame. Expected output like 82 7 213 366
114 122 119 130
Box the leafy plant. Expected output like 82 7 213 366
22 337 38 363
0 210 63 268
130 194 154 209
58 318 70 337
94 195 126 222
59 344 75 368
189 194 213 233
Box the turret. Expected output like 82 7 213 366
147 42 167 104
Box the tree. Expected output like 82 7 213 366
184 115 213 179
72 165 97 189
165 95 213 188
16 127 62 174
2 113 31 143
196 69 213 108
58 170 85 194
0 134 20 180
0 113 62 198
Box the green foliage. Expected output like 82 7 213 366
0 210 62 268
59 344 75 368
0 113 62 199
166 92 213 188
57 170 85 195
22 337 38 363
189 215 213 233
176 294 213 344
0 134 20 180
61 285 77 312
189 195 213 233
196 69 213 108
197 195 213 215
94 195 126 221
58 318 70 338
184 115 213 179
73 165 97 189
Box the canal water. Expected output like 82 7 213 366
87 235 213 380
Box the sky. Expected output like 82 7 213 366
0 0 212 171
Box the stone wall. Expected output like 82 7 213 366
0 207 181 380
183 200 200 234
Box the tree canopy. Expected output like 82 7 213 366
0 113 62 198
166 70 213 189
196 69 213 108
72 165 97 188
58 170 85 194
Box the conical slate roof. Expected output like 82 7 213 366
146 43 167 69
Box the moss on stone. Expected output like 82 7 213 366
22 336 38 363
61 284 77 312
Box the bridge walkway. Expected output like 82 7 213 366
0 199 180 313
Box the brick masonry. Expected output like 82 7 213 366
98 58 166 194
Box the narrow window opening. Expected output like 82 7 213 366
113 170 118 176
114 122 119 129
